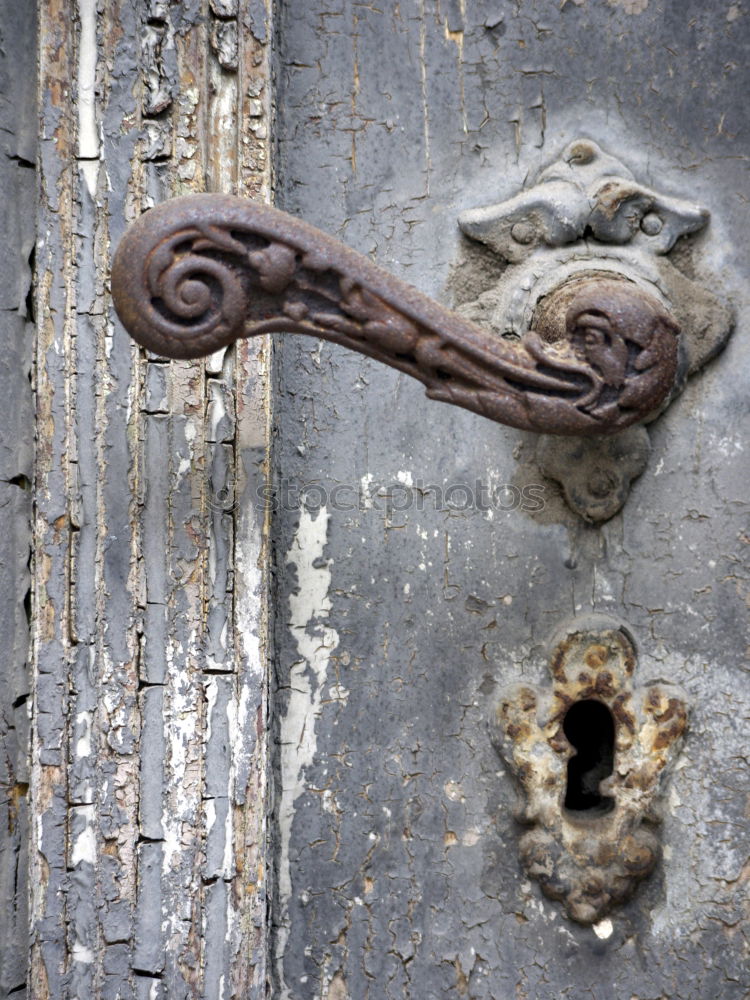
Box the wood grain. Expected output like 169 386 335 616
32 2 272 996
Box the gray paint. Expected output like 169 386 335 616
23 1 750 996
32 1 273 997
271 2 749 997
0 0 35 996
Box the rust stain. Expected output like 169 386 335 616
584 643 609 669
7 783 29 835
492 623 689 924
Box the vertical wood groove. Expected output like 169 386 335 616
32 2 273 996
0 1 36 995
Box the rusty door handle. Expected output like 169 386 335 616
111 194 679 436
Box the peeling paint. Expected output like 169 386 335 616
70 805 96 867
76 0 100 195
276 505 340 998
74 710 92 758
71 941 94 964
32 0 274 994
271 1 750 994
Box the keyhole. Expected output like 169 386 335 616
563 699 615 815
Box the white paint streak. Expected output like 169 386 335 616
328 683 349 703
162 639 199 877
227 680 252 786
177 420 197 478
208 385 228 439
75 710 92 758
76 0 100 196
72 941 94 964
359 472 375 509
71 805 96 867
276 506 339 998
205 798 217 838
223 795 234 878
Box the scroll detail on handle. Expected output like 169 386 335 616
111 194 679 436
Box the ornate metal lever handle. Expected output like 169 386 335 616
111 194 679 436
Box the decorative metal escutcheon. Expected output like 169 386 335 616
455 138 733 520
111 138 732 513
492 618 689 925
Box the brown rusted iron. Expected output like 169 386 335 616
493 618 689 925
111 194 680 436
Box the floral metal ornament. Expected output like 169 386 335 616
458 137 708 262
456 138 734 522
491 618 689 924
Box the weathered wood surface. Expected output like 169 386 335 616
32 2 272 997
271 3 750 998
25 2 750 997
0 2 35 996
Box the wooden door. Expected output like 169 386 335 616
9 2 750 999
269 3 749 998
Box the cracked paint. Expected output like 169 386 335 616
76 0 100 196
277 504 340 999
31 0 274 995
272 1 750 996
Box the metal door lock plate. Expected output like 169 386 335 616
456 138 734 522
111 139 722 449
491 617 689 925
111 139 733 522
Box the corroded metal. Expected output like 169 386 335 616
458 138 708 263
492 618 689 925
536 426 651 523
111 194 680 436
454 138 734 519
